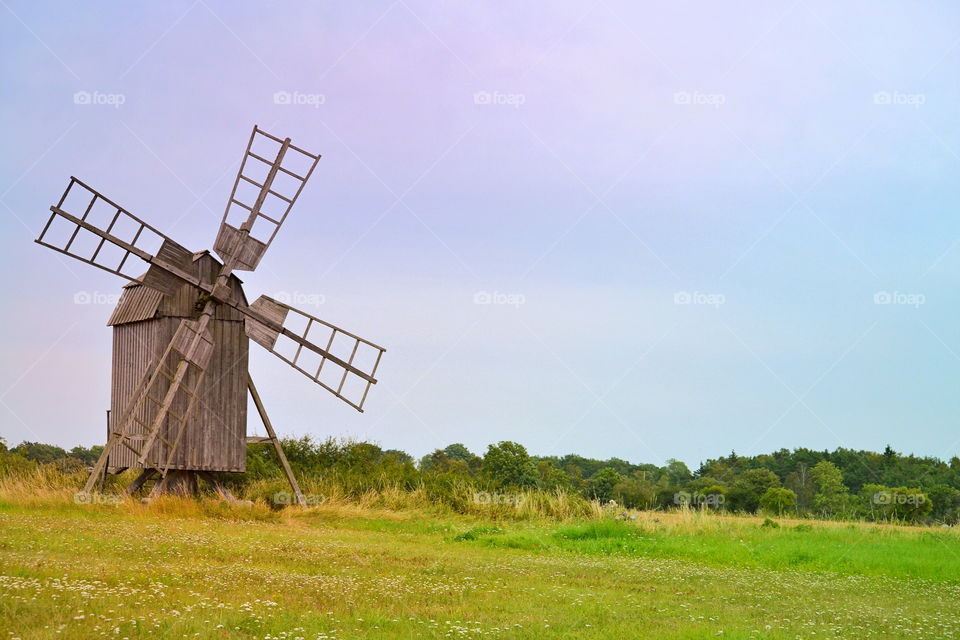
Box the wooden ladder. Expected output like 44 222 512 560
83 339 208 493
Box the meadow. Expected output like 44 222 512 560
1 477 959 639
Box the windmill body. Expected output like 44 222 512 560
107 253 249 473
33 126 386 502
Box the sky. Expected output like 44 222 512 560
2 1 960 470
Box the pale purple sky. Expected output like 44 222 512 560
2 1 960 467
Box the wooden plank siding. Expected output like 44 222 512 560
107 253 249 473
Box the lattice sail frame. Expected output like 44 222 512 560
36 177 190 283
214 126 321 271
245 296 385 412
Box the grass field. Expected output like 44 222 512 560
1 493 959 639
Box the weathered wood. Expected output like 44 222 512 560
41 128 385 501
109 314 248 473
83 356 156 494
213 126 320 271
248 374 305 507
149 470 198 498
125 468 156 495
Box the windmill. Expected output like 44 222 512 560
34 126 385 505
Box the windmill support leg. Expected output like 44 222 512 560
149 470 198 498
197 471 241 504
125 468 157 495
247 374 306 507
82 431 123 494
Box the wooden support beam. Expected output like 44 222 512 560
125 468 157 495
247 373 306 507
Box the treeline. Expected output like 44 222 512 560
412 442 958 523
3 437 959 524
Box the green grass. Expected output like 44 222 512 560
1 496 959 639
450 517 960 583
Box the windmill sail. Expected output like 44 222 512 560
243 295 385 412
36 177 201 291
214 126 320 271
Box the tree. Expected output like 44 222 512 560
420 449 452 472
612 471 657 509
69 445 104 466
926 485 960 524
482 442 537 488
759 487 797 515
729 468 780 513
588 467 622 502
698 484 728 510
785 463 815 513
695 461 736 484
12 441 67 464
811 461 850 517
441 443 472 461
862 484 933 523
536 460 571 491
663 459 692 485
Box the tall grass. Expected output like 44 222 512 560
0 463 601 521
239 474 601 519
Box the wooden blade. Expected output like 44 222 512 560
36 177 201 291
214 126 320 271
243 295 385 412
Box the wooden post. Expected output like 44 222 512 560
83 428 125 494
247 374 306 507
95 409 111 491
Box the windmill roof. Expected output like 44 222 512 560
109 253 248 326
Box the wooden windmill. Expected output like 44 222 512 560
34 126 385 505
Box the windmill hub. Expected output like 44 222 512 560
34 126 386 505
